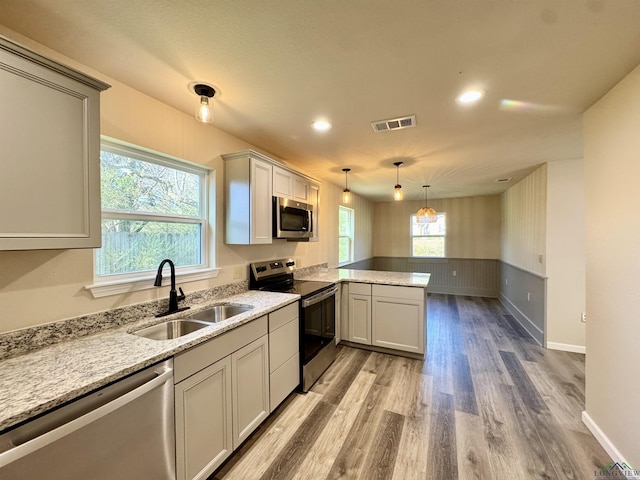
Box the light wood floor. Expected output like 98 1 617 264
213 294 610 480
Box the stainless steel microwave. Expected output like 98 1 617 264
273 196 313 239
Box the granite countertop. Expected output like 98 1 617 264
298 268 431 287
0 290 299 432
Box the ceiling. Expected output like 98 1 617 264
2 1 640 201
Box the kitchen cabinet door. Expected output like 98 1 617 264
250 157 273 244
293 175 309 202
348 293 372 345
0 36 109 250
175 356 233 480
231 334 270 449
372 285 425 354
272 165 293 198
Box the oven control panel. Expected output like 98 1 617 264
250 257 296 281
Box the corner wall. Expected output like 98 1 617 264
583 63 640 467
500 165 547 344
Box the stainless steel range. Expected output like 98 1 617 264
250 258 337 392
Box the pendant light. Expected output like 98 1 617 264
393 161 403 201
193 83 216 124
342 168 351 204
416 185 438 223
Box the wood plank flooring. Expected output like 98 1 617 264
213 294 610 480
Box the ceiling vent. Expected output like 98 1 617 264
371 114 416 133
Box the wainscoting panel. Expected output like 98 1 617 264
499 262 546 345
340 257 499 297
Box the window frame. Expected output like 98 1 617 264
338 205 355 266
410 212 446 258
86 137 219 298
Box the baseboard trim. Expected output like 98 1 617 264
582 411 632 468
499 293 543 345
546 342 586 354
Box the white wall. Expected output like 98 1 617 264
0 26 374 333
545 159 586 351
583 64 640 466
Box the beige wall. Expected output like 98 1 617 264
545 159 586 350
373 195 501 258
0 27 374 333
584 64 640 466
501 164 547 275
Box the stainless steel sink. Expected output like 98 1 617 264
131 319 212 341
188 304 254 323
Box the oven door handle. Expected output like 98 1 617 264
302 286 338 308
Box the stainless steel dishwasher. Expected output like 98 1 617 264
0 359 175 480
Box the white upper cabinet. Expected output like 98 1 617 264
0 36 110 250
223 151 273 244
224 150 319 244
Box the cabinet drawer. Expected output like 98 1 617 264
348 282 372 295
269 302 298 331
270 352 300 412
174 316 268 383
269 317 299 372
372 284 424 300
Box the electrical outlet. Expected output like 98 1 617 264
452 270 457 277
296 258 302 267
233 266 243 280
581 312 587 323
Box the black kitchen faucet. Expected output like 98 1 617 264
154 259 190 317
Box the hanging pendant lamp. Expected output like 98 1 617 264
416 185 438 223
393 161 403 201
342 168 351 204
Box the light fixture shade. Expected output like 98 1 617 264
416 184 437 222
342 168 351 204
195 96 213 123
416 207 438 223
394 185 403 201
193 83 216 124
393 161 403 201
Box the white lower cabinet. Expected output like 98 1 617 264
174 302 302 480
174 316 269 480
175 356 232 480
371 285 425 354
344 283 426 355
231 335 269 449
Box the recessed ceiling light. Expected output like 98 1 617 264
312 120 332 131
457 90 484 104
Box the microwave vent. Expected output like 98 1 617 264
371 114 416 133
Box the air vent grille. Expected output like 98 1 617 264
371 114 416 133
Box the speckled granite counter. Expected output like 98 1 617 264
0 290 298 432
297 268 431 287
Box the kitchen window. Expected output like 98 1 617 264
88 138 217 297
338 206 354 265
411 213 446 257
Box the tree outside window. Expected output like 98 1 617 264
411 213 446 257
339 206 354 265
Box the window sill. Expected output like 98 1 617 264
85 267 221 298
